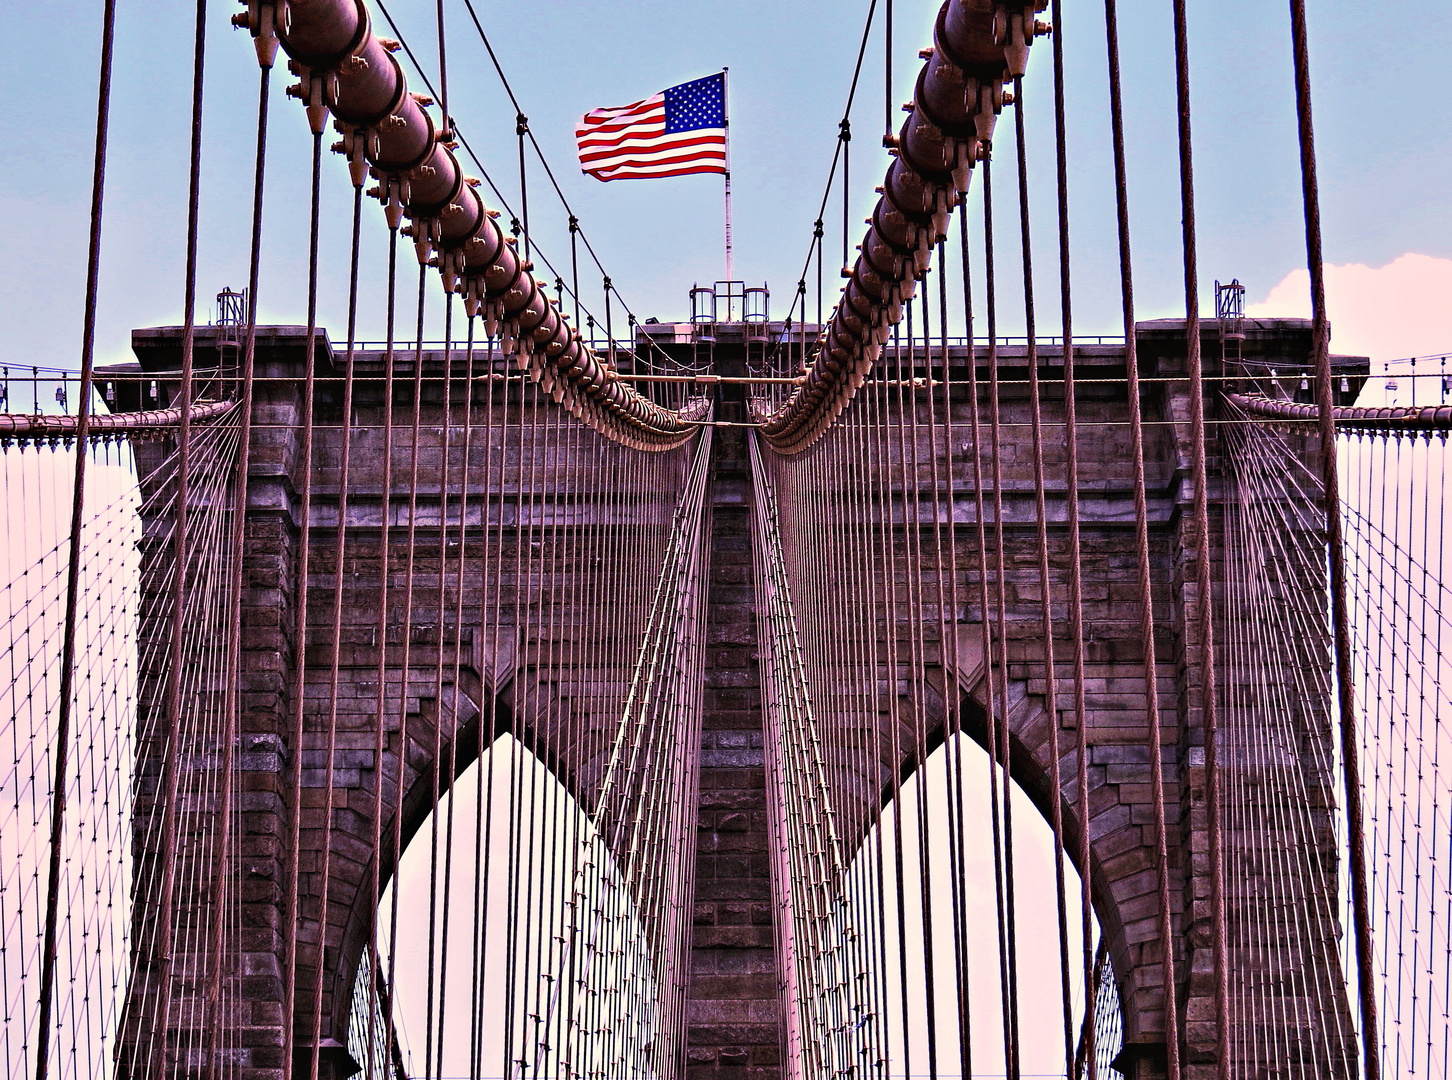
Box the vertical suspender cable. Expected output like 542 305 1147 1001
426 96 468 1059
424 297 455 1080
982 154 1023 1079
33 2 117 1076
1103 0 1181 1072
570 216 581 339
1288 1 1380 1075
884 0 892 140
532 365 570 1080
295 120 325 1080
1168 2 1229 1074
476 324 508 1080
1010 74 1076 1074
1046 0 1098 1073
960 202 1014 1080
936 235 973 1080
796 282 806 372
950 217 981 1080
154 2 209 1072
462 315 489 1080
500 373 529 1079
909 288 941 1078
518 113 531 262
604 278 614 370
876 323 913 1080
205 52 275 1080
308 147 367 1080
366 228 401 1080
384 266 431 1065
435 0 450 139
815 220 824 331
841 119 851 273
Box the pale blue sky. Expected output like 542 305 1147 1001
0 0 1448 368
2 4 1447 1069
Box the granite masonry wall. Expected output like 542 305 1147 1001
116 319 1363 1079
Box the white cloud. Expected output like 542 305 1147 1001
1247 252 1452 372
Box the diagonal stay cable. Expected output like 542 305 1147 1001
454 0 681 373
371 0 675 371
456 0 646 310
780 0 880 333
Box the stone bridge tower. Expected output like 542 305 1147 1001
113 315 1366 1080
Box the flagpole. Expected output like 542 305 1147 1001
722 65 733 283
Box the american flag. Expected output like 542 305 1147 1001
576 73 728 182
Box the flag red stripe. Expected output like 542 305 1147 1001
583 148 727 174
579 93 663 124
576 117 669 148
585 148 727 180
578 130 724 166
577 139 726 166
588 161 727 181
577 114 667 140
577 106 667 136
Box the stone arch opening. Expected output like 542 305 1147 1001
945 676 1142 1051
852 730 1121 1078
318 653 635 1068
359 730 663 1080
829 651 1146 1072
319 677 497 1067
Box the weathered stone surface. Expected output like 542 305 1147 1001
116 319 1359 1079
687 403 783 1076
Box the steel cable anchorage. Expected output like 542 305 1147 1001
757 0 1049 454
232 0 700 451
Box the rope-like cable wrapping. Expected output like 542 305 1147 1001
235 0 697 450
0 400 236 441
757 0 1047 453
1226 392 1452 434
